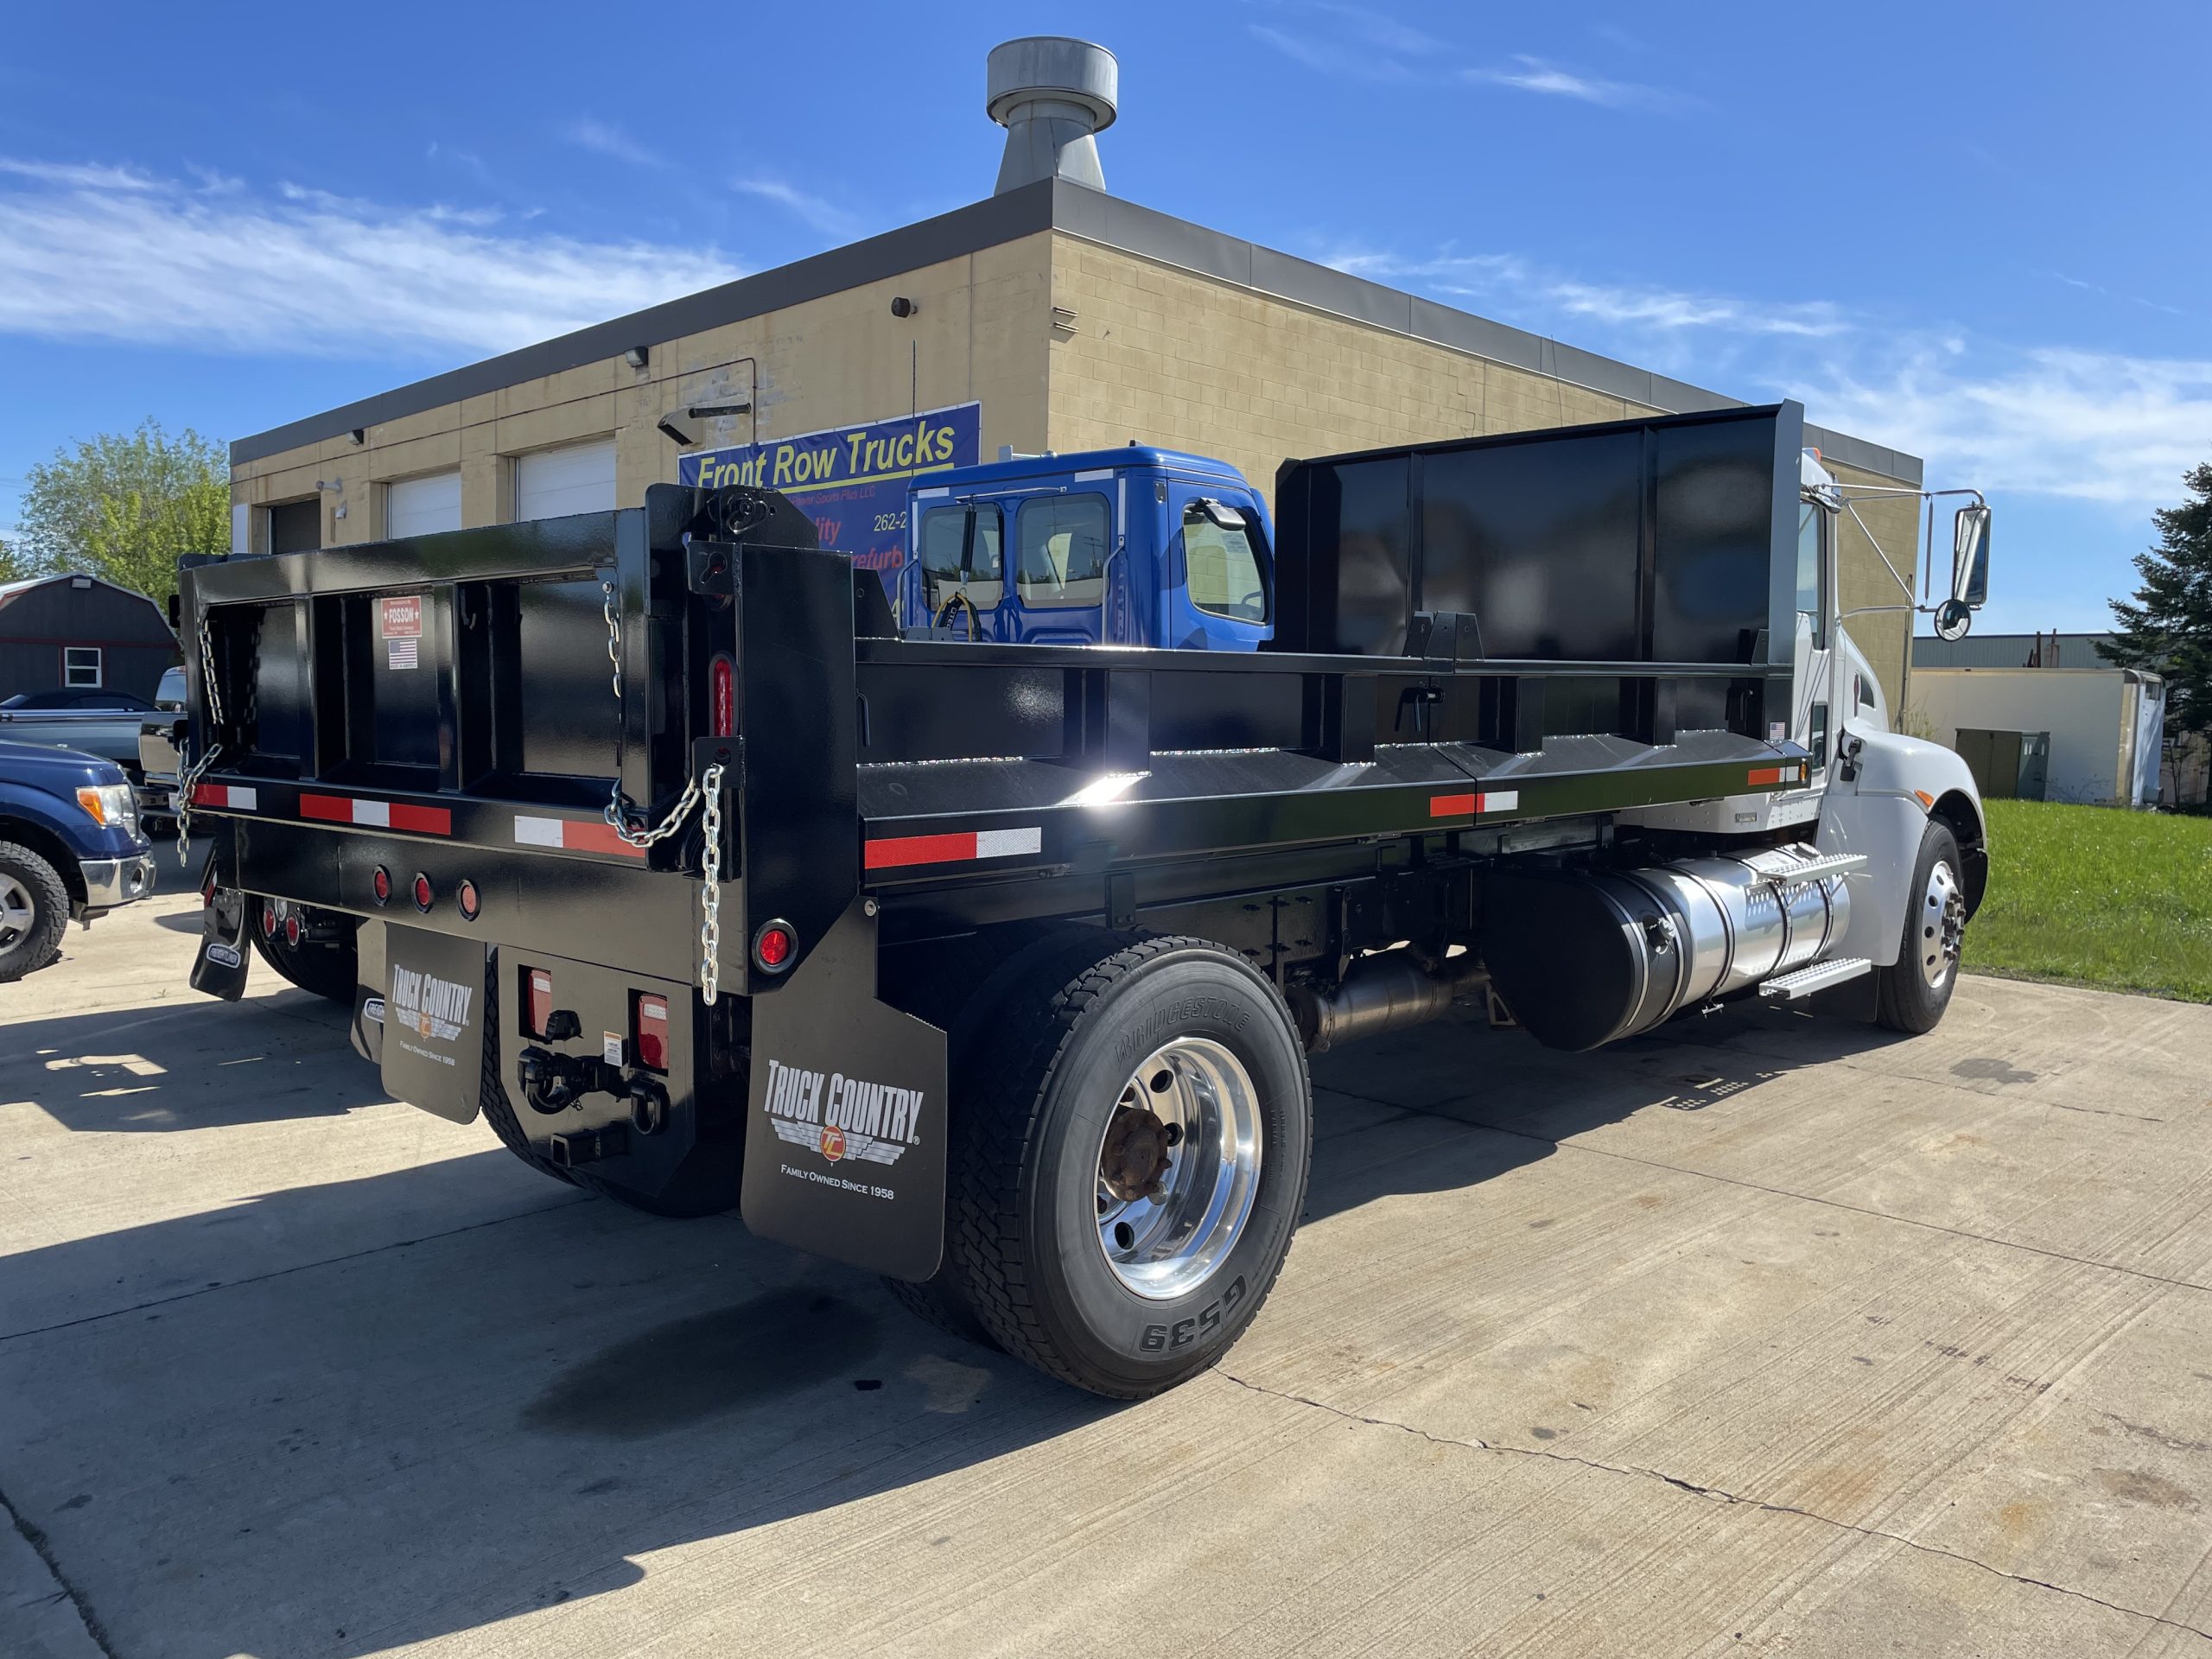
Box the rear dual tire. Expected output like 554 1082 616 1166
918 931 1313 1398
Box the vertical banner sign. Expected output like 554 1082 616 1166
677 403 981 598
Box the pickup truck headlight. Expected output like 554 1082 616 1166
76 783 140 835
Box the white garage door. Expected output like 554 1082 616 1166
515 440 618 521
388 472 462 538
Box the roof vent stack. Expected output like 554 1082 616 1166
987 37 1118 194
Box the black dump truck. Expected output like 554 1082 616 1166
175 402 1988 1397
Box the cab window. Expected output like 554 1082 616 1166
1015 495 1109 609
1184 499 1267 622
918 504 1003 613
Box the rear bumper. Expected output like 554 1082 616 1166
79 853 156 916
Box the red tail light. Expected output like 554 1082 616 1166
411 873 434 912
284 914 302 946
456 879 480 921
633 993 670 1071
711 653 735 738
752 920 796 973
371 867 391 905
261 899 278 938
524 968 554 1039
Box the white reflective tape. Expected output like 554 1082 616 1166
229 786 258 811
513 816 564 849
1071 468 1115 481
913 486 950 499
1478 790 1519 813
352 799 391 828
974 827 1042 859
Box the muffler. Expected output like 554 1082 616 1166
1289 950 1487 1052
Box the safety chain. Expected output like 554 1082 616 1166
601 579 623 701
600 570 723 998
604 769 701 849
175 610 227 869
698 761 726 1002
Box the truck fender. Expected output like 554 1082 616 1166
0 786 95 906
1815 723 1986 966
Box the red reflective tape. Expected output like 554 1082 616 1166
865 831 979 870
299 793 352 823
388 803 452 836
1747 766 1789 787
562 818 646 859
1429 792 1477 818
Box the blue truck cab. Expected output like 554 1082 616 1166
897 447 1273 649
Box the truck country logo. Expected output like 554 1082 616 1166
388 965 474 1045
761 1057 925 1167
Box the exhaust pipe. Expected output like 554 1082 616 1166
1289 951 1486 1052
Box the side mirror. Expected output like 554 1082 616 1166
1951 504 1991 608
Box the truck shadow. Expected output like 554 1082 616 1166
0 992 385 1132
0 999 1918 1658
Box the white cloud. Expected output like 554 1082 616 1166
0 157 157 191
1319 245 1845 340
1796 346 2212 508
731 178 855 238
1463 55 1688 111
0 159 741 357
1315 237 2212 512
567 118 666 170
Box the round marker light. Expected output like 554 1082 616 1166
371 866 391 906
752 920 796 973
261 899 278 938
456 879 480 921
411 873 434 912
284 914 302 947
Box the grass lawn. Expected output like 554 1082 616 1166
1963 798 2212 1001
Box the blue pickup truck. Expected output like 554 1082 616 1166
0 739 156 980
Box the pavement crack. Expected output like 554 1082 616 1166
3 1482 117 1658
0 1195 593 1345
1216 1370 2212 1644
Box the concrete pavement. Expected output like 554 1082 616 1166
4 889 2212 1656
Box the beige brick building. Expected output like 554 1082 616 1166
230 180 1927 702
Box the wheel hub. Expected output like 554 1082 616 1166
1919 859 1966 989
0 873 31 950
1100 1104 1177 1202
1095 1038 1263 1301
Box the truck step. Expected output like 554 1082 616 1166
1759 957 1873 1001
1764 851 1868 887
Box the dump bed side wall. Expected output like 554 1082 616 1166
1271 403 1804 719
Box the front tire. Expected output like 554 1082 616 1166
0 842 70 982
1875 821 1967 1034
949 933 1312 1398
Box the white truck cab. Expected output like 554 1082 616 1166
1624 448 1993 1020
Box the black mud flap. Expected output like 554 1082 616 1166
741 900 949 1281
189 888 251 1001
349 921 388 1066
379 925 487 1124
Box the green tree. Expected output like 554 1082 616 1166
0 537 37 584
2101 459 2212 746
16 422 228 608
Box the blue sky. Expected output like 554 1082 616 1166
3 1 2207 636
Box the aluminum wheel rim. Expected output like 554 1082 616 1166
1918 858 1966 989
0 873 32 951
1095 1037 1262 1300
